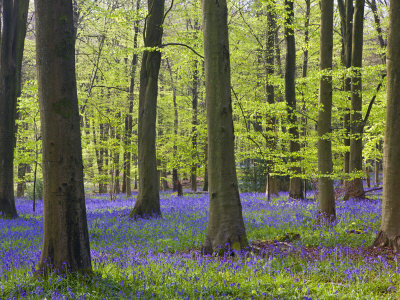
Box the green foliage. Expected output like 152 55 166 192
26 179 43 201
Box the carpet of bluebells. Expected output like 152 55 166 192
1 189 400 299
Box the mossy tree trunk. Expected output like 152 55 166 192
0 0 29 218
35 0 91 273
202 0 248 254
318 0 335 221
372 0 400 250
130 0 165 218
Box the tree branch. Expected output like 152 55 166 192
161 42 204 59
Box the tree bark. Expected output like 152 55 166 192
265 0 279 198
35 0 91 273
367 0 386 63
345 0 365 200
166 58 179 191
372 0 400 250
191 58 199 192
284 0 303 200
202 0 248 254
318 0 335 221
0 0 29 218
123 0 140 196
338 0 354 175
130 0 165 218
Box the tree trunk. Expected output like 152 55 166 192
16 163 27 197
372 0 400 250
202 0 248 254
367 0 386 63
191 58 199 192
202 139 208 192
130 0 165 219
123 0 140 196
345 0 365 200
318 0 335 222
338 0 353 176
284 0 303 200
35 0 91 273
166 58 179 192
0 0 29 218
264 0 279 198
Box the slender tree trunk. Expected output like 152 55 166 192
166 58 179 191
0 0 29 218
16 163 27 197
301 0 311 198
123 0 140 196
368 0 386 63
372 0 400 250
345 0 365 200
338 0 354 176
35 0 91 273
318 0 335 221
375 156 380 186
130 0 165 218
202 0 248 254
284 0 303 200
202 139 208 192
265 0 279 198
191 58 199 192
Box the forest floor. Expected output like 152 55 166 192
1 189 399 299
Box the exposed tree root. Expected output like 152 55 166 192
203 234 249 256
371 230 400 252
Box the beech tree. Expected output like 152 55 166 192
345 0 365 200
318 0 335 221
130 0 165 218
202 0 248 253
35 0 91 272
284 0 303 200
0 0 29 218
372 0 400 250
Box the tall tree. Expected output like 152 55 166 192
284 0 303 200
345 0 365 200
318 0 335 221
0 0 29 218
35 0 92 272
123 0 141 196
372 0 400 250
130 0 165 218
202 0 248 253
338 0 354 176
265 0 279 198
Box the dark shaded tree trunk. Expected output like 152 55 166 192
338 0 353 176
202 140 208 192
130 0 165 218
0 0 29 218
318 0 335 222
367 0 386 63
265 0 279 198
191 58 199 192
372 0 400 250
202 0 248 254
345 0 365 200
35 0 91 273
16 163 27 197
284 0 303 200
166 58 179 192
123 0 140 196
